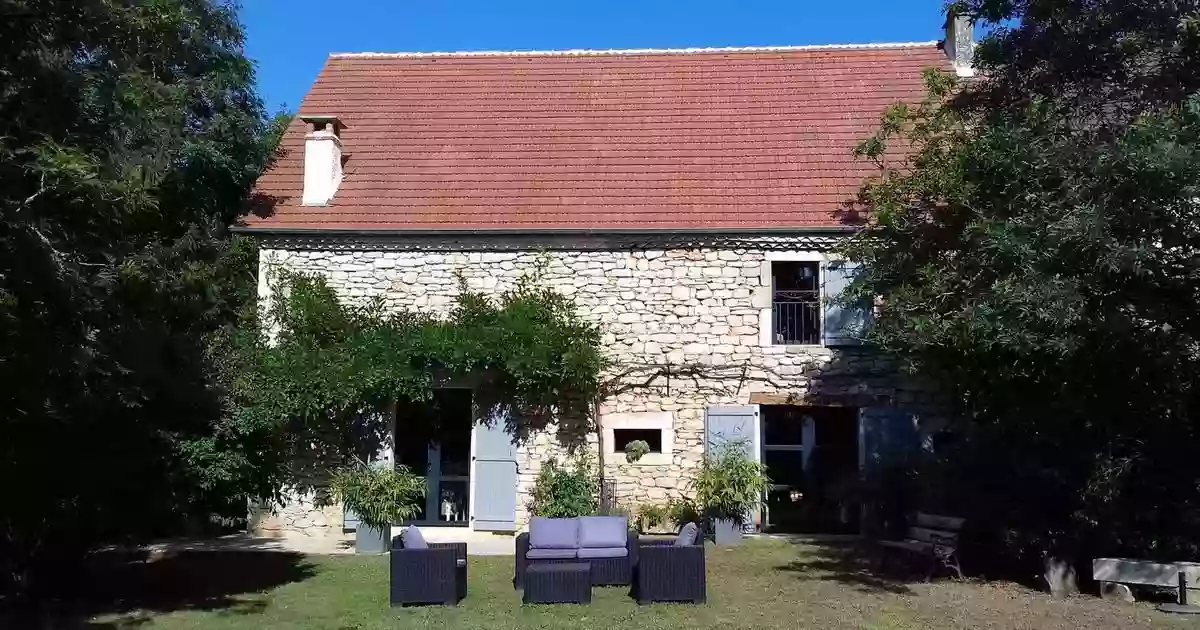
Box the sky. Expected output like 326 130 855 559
242 0 951 113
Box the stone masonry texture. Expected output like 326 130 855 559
253 242 945 535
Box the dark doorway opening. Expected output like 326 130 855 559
395 389 473 526
761 405 860 534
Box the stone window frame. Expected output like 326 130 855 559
602 411 674 466
755 251 831 348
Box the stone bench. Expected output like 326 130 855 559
1093 557 1200 604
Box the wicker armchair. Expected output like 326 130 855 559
634 532 706 604
390 537 467 606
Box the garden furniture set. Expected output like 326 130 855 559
389 516 705 606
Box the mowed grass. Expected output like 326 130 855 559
82 539 1193 630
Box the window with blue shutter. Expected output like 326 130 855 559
821 260 871 346
471 412 518 532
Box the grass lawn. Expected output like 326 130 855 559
77 539 1193 630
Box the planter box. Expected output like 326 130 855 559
355 525 389 554
712 518 742 546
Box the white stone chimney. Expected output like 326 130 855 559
943 10 975 78
301 115 344 206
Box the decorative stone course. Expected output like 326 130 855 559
258 241 946 532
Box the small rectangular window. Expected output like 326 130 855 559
612 428 663 453
772 261 820 344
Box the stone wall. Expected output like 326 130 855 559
258 243 945 531
249 489 343 538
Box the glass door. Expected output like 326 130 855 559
430 426 470 524
761 406 809 532
395 390 472 526
760 405 861 533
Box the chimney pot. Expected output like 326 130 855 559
300 115 344 206
943 10 975 78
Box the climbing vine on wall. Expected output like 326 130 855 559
223 266 606 494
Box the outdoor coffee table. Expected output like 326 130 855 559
522 562 591 604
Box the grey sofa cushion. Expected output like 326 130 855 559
577 546 629 559
529 517 579 549
675 522 699 547
526 547 578 559
578 516 628 548
402 526 428 549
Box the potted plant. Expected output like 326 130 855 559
667 496 702 530
623 439 651 463
328 462 426 553
634 503 670 533
692 440 770 546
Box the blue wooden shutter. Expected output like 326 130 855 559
859 407 920 473
822 260 870 346
472 414 518 531
705 406 760 532
704 406 759 458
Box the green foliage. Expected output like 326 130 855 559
844 1 1200 566
528 454 599 518
623 439 651 463
228 269 606 488
0 0 278 599
959 0 1200 132
667 497 702 529
327 464 426 531
634 503 670 533
691 441 770 524
595 503 632 518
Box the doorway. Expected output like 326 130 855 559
395 390 473 526
760 405 860 533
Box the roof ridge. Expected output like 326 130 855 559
329 42 941 59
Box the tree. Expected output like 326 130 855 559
0 0 278 599
845 1 1200 574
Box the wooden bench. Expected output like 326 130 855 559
1093 558 1200 605
877 512 965 580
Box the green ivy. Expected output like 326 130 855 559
228 267 606 494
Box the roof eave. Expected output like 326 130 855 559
230 225 861 237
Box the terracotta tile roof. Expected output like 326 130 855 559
242 44 952 232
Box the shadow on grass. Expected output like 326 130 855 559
774 539 918 595
10 550 318 629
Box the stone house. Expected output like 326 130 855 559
239 17 973 540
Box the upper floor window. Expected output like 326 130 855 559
771 261 820 345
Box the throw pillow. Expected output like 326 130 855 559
529 517 579 549
674 522 699 546
403 525 428 549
